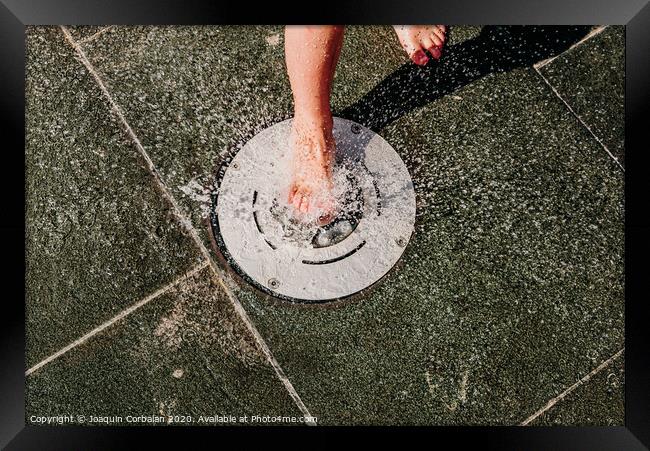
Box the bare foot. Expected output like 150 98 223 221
393 25 447 65
288 118 336 224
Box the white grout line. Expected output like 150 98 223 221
534 25 609 70
202 264 317 424
59 26 316 425
520 348 624 426
77 26 116 45
535 66 624 171
26 260 209 376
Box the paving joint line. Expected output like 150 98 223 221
202 262 316 424
534 25 608 70
520 347 624 425
59 26 316 425
534 66 624 171
26 260 209 376
77 26 116 45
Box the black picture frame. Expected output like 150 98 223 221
2 0 648 448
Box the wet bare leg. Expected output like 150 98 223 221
285 25 344 223
393 25 447 65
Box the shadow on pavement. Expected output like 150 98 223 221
338 26 592 131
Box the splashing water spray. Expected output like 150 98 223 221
210 117 415 304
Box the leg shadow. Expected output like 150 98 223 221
337 26 592 131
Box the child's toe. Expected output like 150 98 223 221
427 33 443 49
432 28 446 46
422 37 441 59
288 186 297 203
292 192 303 210
299 197 309 213
411 48 429 65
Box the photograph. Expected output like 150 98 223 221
24 23 625 427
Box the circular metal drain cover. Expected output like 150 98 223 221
210 117 415 303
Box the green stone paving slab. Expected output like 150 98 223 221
75 25 421 265
73 24 497 260
331 26 410 111
76 26 623 424
238 66 624 425
76 26 412 224
26 266 302 425
77 25 293 234
446 25 482 45
539 26 625 166
530 355 624 426
25 26 202 368
333 26 482 110
65 26 111 41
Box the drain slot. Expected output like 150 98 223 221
302 241 366 265
253 210 264 234
253 191 276 249
360 162 382 216
372 179 382 216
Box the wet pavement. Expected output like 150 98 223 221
26 25 624 425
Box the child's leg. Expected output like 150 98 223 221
285 26 344 219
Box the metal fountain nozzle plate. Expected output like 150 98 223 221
210 117 416 304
